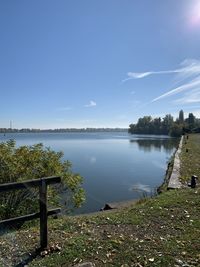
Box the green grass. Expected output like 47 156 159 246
1 134 200 267
180 134 200 183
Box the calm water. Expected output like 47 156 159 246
0 132 179 214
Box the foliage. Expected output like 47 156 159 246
0 140 85 220
169 123 183 137
129 110 200 137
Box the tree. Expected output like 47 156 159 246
178 110 184 123
188 113 195 129
128 110 200 135
169 123 183 137
152 117 162 134
162 114 174 134
0 140 85 221
128 123 136 134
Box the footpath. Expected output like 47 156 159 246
167 136 184 189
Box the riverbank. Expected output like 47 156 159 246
0 134 200 267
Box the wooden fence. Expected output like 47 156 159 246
0 176 61 249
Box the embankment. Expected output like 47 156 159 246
167 135 184 189
157 135 184 193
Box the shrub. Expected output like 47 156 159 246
0 140 85 221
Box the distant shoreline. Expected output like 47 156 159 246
0 128 128 134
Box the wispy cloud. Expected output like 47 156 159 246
122 70 181 82
123 59 200 103
172 59 200 85
152 76 200 102
174 88 200 104
123 59 200 83
84 100 97 107
152 59 200 102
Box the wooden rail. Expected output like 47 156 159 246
0 176 61 249
0 176 61 192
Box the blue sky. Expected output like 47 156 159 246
0 0 200 129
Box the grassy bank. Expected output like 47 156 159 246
180 134 200 183
0 135 200 267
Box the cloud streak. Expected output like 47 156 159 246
84 100 97 107
174 88 200 104
123 59 200 81
123 59 200 103
152 76 200 102
122 69 182 82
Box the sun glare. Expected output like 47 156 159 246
190 1 200 26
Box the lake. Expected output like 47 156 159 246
0 132 179 214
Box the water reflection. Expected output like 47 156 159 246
130 138 179 153
89 156 97 164
130 183 151 193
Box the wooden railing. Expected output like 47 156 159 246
0 176 61 249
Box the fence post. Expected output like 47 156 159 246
39 178 48 249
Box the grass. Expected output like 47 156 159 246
0 134 200 267
180 134 200 183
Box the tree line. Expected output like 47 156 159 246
129 110 200 137
0 128 127 133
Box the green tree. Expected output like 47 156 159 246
162 114 174 134
0 140 85 221
178 110 184 123
128 123 136 134
188 113 195 129
128 110 200 135
152 117 162 134
169 123 183 137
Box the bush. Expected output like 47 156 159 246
0 140 85 221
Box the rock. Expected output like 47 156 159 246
101 199 138 211
101 203 114 210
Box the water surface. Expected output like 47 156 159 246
0 132 178 214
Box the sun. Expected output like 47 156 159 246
190 1 200 26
